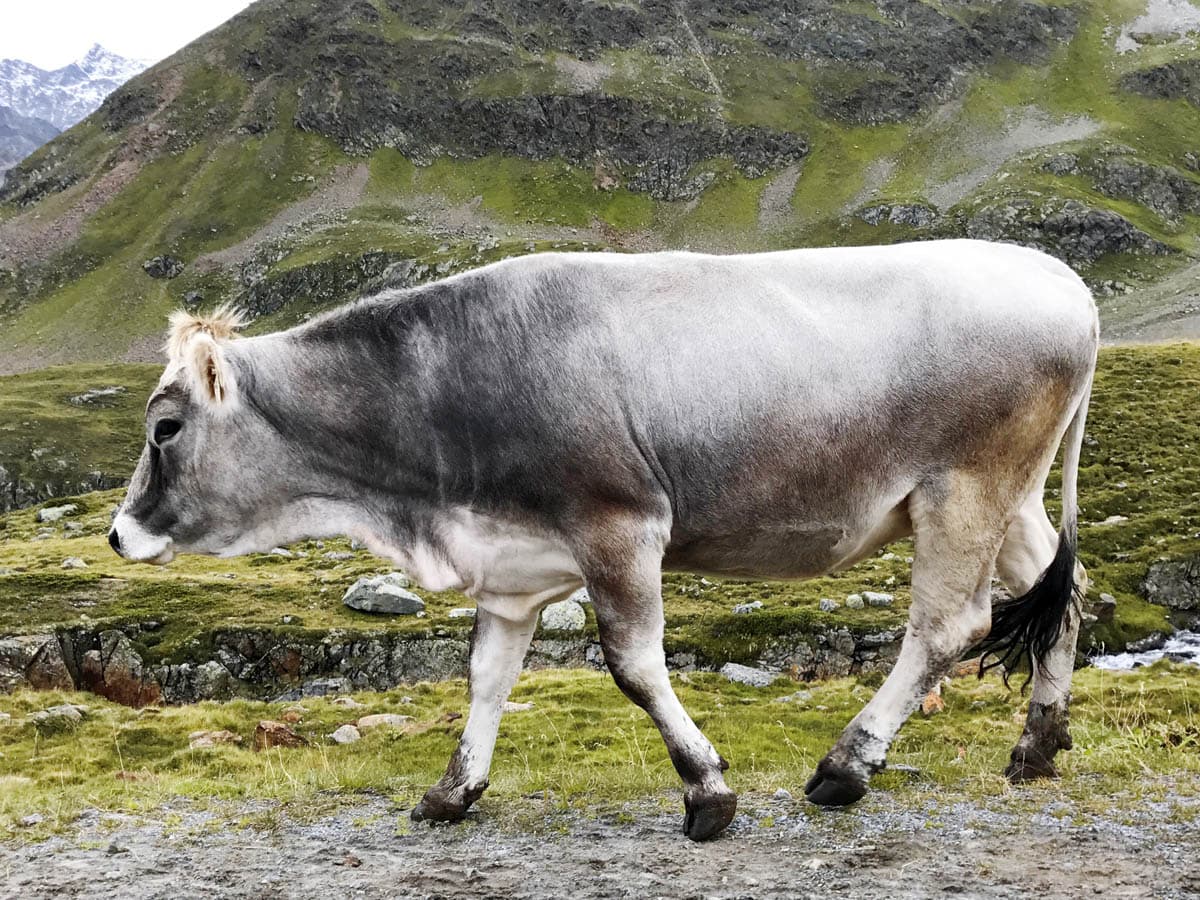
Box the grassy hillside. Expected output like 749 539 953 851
1 0 1199 369
1 344 1197 667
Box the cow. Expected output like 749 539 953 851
109 239 1097 841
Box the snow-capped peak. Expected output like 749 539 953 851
75 44 150 83
0 44 149 131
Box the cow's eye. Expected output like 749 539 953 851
153 418 183 445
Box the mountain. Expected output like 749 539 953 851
0 44 149 131
0 105 59 179
0 0 1199 372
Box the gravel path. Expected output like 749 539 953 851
3 789 1197 899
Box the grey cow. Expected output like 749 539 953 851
110 239 1097 841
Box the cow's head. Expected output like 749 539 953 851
108 307 306 563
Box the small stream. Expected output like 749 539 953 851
1091 631 1200 670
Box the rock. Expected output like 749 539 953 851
269 547 294 558
29 704 85 731
448 607 476 619
541 599 586 632
18 814 44 827
68 386 126 406
502 701 535 713
818 599 840 612
80 631 161 707
342 574 425 615
356 713 412 731
1091 593 1117 624
569 587 591 604
1098 515 1129 526
921 686 946 717
1142 555 1200 611
864 591 895 608
772 788 792 801
845 593 865 609
331 696 364 708
858 203 937 228
183 290 204 309
1127 632 1168 653
142 255 184 279
281 706 306 723
301 677 351 697
37 503 78 523
323 551 354 561
188 729 243 749
951 657 983 679
1043 152 1079 176
330 724 361 744
61 556 88 569
720 662 780 688
253 720 308 751
733 600 764 615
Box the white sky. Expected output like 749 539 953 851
0 1 255 70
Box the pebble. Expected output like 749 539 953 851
732 601 763 614
773 788 793 801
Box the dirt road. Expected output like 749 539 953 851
2 789 1197 899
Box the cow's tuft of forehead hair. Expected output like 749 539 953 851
165 304 246 362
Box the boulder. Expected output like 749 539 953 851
541 599 586 632
36 504 78 523
253 720 308 750
29 704 86 732
733 600 764 615
845 593 865 609
1091 593 1118 624
342 574 425 615
142 255 184 279
330 724 361 744
1142 555 1200 611
864 591 895 607
720 662 780 688
80 631 161 708
818 598 840 612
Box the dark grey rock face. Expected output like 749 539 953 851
1143 555 1200 612
1120 60 1200 107
966 199 1172 264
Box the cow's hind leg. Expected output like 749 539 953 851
805 475 1006 806
411 604 539 823
992 491 1086 781
582 523 736 841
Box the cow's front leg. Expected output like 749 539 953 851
411 605 538 823
582 522 737 841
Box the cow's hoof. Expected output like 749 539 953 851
1005 750 1060 783
804 760 868 807
410 782 484 823
683 789 737 842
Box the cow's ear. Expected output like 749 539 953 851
187 334 238 408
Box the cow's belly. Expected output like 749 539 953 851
663 496 914 581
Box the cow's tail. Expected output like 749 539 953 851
976 375 1091 686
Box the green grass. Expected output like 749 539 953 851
0 662 1195 838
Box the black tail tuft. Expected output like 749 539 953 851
975 528 1082 689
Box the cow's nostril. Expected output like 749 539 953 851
108 529 123 556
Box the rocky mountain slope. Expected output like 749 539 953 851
0 105 59 177
1 1 1199 369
